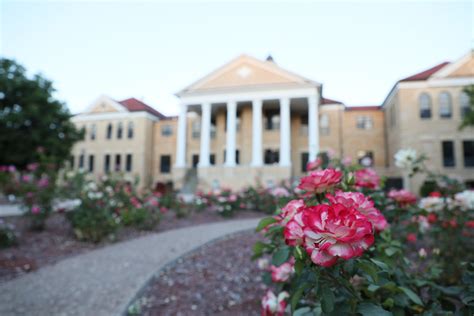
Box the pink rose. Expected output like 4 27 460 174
388 189 417 207
326 191 387 231
37 177 49 188
306 158 322 171
31 205 41 214
283 212 305 246
297 169 342 194
270 262 294 282
302 204 374 267
342 156 352 166
261 290 289 316
355 168 380 189
279 199 304 223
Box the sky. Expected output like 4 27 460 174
1 1 472 116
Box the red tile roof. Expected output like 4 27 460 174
399 62 450 82
118 98 166 119
321 97 343 105
345 105 381 111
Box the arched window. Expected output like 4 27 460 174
419 93 432 119
90 124 96 140
106 123 113 139
320 114 330 135
127 122 134 139
117 122 123 139
439 92 452 118
460 91 470 118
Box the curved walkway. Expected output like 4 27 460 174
0 218 260 316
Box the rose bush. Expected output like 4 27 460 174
254 153 474 315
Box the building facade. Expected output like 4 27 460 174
70 51 474 193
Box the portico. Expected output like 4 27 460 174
173 54 321 189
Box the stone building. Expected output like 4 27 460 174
383 50 474 191
70 51 474 193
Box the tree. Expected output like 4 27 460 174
0 58 83 169
459 85 474 130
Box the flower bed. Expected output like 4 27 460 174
254 152 474 315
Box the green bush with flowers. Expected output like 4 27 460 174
254 151 474 316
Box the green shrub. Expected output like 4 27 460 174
120 208 160 230
0 220 17 248
67 205 119 243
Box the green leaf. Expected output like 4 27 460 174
370 258 389 271
356 302 392 316
252 241 266 257
320 285 335 313
293 307 312 316
399 286 423 306
291 286 307 313
384 247 398 257
368 284 380 292
294 258 304 275
272 247 291 266
358 261 378 283
256 216 278 232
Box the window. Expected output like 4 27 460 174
439 92 452 118
356 116 373 129
88 155 94 172
125 154 132 172
320 114 330 135
357 150 374 167
106 123 113 139
79 154 84 169
460 92 471 118
210 154 216 165
463 140 474 167
160 155 171 173
301 152 309 172
264 149 279 164
442 141 455 167
265 110 280 130
192 154 199 168
117 122 123 139
300 115 308 135
90 124 96 140
419 93 432 119
104 154 110 173
161 125 173 136
127 122 134 139
192 120 200 138
115 154 121 171
223 150 240 165
210 118 217 139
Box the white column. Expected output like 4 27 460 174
225 100 237 167
175 103 187 167
251 99 263 166
279 98 291 166
308 93 320 161
198 102 211 167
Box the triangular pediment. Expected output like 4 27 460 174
85 95 128 114
178 54 319 95
432 50 474 79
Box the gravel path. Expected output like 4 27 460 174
0 218 260 316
